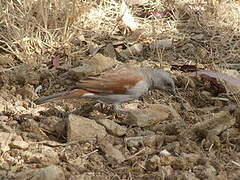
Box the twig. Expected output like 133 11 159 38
126 148 146 160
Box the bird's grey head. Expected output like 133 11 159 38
150 69 176 95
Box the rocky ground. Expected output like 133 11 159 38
0 51 240 180
0 0 240 180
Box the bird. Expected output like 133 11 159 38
34 66 176 111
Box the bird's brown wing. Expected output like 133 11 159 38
77 67 143 94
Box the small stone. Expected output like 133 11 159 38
69 53 116 80
102 43 116 59
10 140 29 150
119 43 144 59
145 155 160 171
67 114 107 141
125 136 144 148
0 123 13 133
124 102 139 110
100 142 125 163
160 149 171 156
124 104 170 127
96 119 127 136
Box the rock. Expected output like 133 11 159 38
39 116 66 136
123 104 170 127
0 123 13 133
125 135 165 149
67 114 107 141
160 149 171 156
102 43 116 59
125 136 144 148
100 142 125 163
95 119 127 136
0 132 13 153
69 53 116 80
119 43 144 59
88 42 103 56
145 155 160 171
124 102 139 110
10 140 29 150
31 165 65 180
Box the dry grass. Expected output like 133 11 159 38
0 0 239 62
0 0 240 71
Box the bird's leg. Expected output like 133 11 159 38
94 102 105 111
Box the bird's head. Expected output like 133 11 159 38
151 70 176 95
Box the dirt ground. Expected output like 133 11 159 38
0 0 240 180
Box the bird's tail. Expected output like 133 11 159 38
34 89 88 105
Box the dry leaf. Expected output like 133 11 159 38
119 43 144 59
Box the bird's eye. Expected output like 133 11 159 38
166 82 171 87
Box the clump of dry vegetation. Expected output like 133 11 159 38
1 0 239 65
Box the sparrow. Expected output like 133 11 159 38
34 66 176 111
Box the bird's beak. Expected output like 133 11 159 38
170 89 176 96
